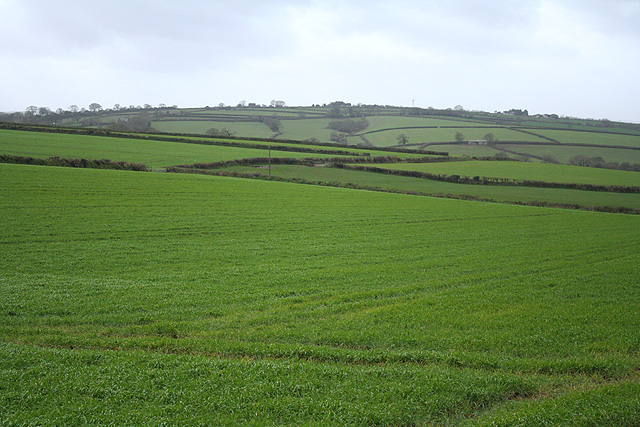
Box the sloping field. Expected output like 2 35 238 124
530 129 640 147
372 160 640 187
276 118 338 142
498 144 640 164
225 164 640 209
363 115 493 131
362 127 545 147
0 129 346 168
1 164 638 425
151 120 273 138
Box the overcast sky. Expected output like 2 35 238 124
1 0 639 122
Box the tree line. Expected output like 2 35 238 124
334 163 640 194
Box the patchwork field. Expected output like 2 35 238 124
1 163 639 425
1 110 640 425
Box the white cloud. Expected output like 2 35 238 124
0 0 638 121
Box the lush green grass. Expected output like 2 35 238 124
0 341 546 427
1 163 639 425
372 160 640 187
467 380 640 427
0 129 345 168
226 164 640 209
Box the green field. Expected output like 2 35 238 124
152 120 274 138
0 129 355 168
362 127 545 147
225 164 640 209
371 160 640 187
498 143 640 164
363 115 492 131
531 129 640 147
1 163 639 425
422 143 504 158
2 112 640 425
277 118 340 142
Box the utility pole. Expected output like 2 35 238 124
268 146 271 176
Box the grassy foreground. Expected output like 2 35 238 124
1 164 639 426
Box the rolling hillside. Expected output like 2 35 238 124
0 107 639 426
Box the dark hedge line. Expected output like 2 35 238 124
336 164 640 193
171 156 402 170
0 154 150 171
401 156 519 164
166 167 640 215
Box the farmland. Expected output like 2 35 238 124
0 128 421 169
1 163 639 426
370 160 640 187
1 107 639 425
222 164 640 209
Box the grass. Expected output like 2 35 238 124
363 115 494 131
2 111 640 426
225 164 640 209
1 163 639 425
422 143 505 158
0 129 352 168
370 160 640 187
362 127 545 147
530 129 640 148
277 118 340 142
497 143 640 164
151 120 274 138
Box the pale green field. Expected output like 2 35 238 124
362 127 545 147
373 160 640 187
363 115 493 131
152 120 273 138
422 144 505 157
532 129 640 147
498 144 640 164
276 118 337 142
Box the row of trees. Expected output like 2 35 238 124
568 155 640 171
328 118 369 134
24 103 173 116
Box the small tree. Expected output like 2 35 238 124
396 134 409 146
262 116 281 132
483 133 496 145
88 103 102 112
455 132 466 144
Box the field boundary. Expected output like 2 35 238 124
336 163 640 193
164 165 640 214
